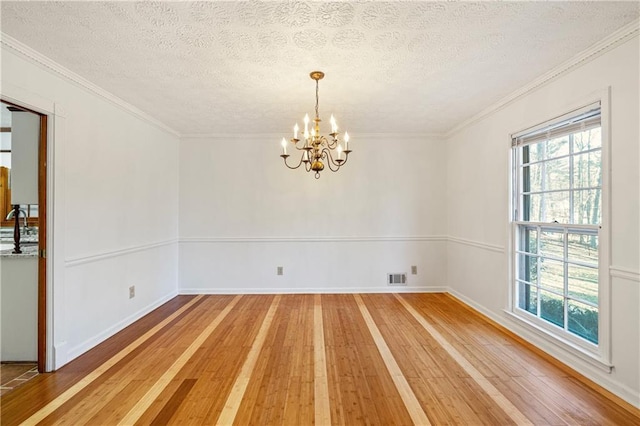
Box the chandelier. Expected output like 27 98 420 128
280 71 351 179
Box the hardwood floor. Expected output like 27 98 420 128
1 293 638 425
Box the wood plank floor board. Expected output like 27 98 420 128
472 342 538 379
451 377 518 425
361 294 517 425
443 315 563 382
564 375 640 424
497 341 568 378
323 294 415 425
514 374 603 425
437 295 571 379
487 376 570 426
278 298 315 425
395 294 535 425
420 309 527 383
403 376 451 425
216 294 281 425
537 374 636 425
163 295 274 425
234 295 315 425
101 296 244 424
1 296 206 426
148 378 197 425
373 305 452 382
457 344 512 381
131 377 185 425
45 296 232 425
2 293 639 426
84 379 150 425
425 377 485 424
0 295 203 425
313 294 331 426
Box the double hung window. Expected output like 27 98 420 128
512 103 604 348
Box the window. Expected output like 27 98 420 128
512 103 604 349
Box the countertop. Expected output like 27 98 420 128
0 229 39 258
0 242 39 258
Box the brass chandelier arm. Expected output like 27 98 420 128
324 135 339 150
321 148 349 172
291 138 309 151
280 153 305 170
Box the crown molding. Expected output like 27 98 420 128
0 32 180 138
445 19 640 139
179 132 446 140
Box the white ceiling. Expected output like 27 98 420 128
1 1 638 136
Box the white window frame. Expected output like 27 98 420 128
508 92 612 370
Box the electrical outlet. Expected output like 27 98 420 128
129 286 135 299
277 266 283 275
411 265 418 275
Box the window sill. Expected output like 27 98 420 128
503 309 613 373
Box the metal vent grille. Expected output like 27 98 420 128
387 273 407 286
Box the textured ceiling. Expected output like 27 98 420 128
1 1 638 136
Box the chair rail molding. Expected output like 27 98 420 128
609 265 640 282
179 235 448 243
65 239 178 268
447 236 505 253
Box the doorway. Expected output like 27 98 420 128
0 99 47 376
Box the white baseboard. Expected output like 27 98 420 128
179 286 449 295
446 288 640 409
64 290 178 366
53 341 68 370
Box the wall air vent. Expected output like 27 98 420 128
387 273 407 286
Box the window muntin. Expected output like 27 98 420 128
512 104 602 346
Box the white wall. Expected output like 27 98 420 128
1 44 180 368
10 111 39 204
446 36 640 406
179 135 447 293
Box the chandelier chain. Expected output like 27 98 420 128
315 79 319 119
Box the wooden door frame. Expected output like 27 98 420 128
37 114 47 372
1 99 47 372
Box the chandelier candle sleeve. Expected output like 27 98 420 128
279 71 353 179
